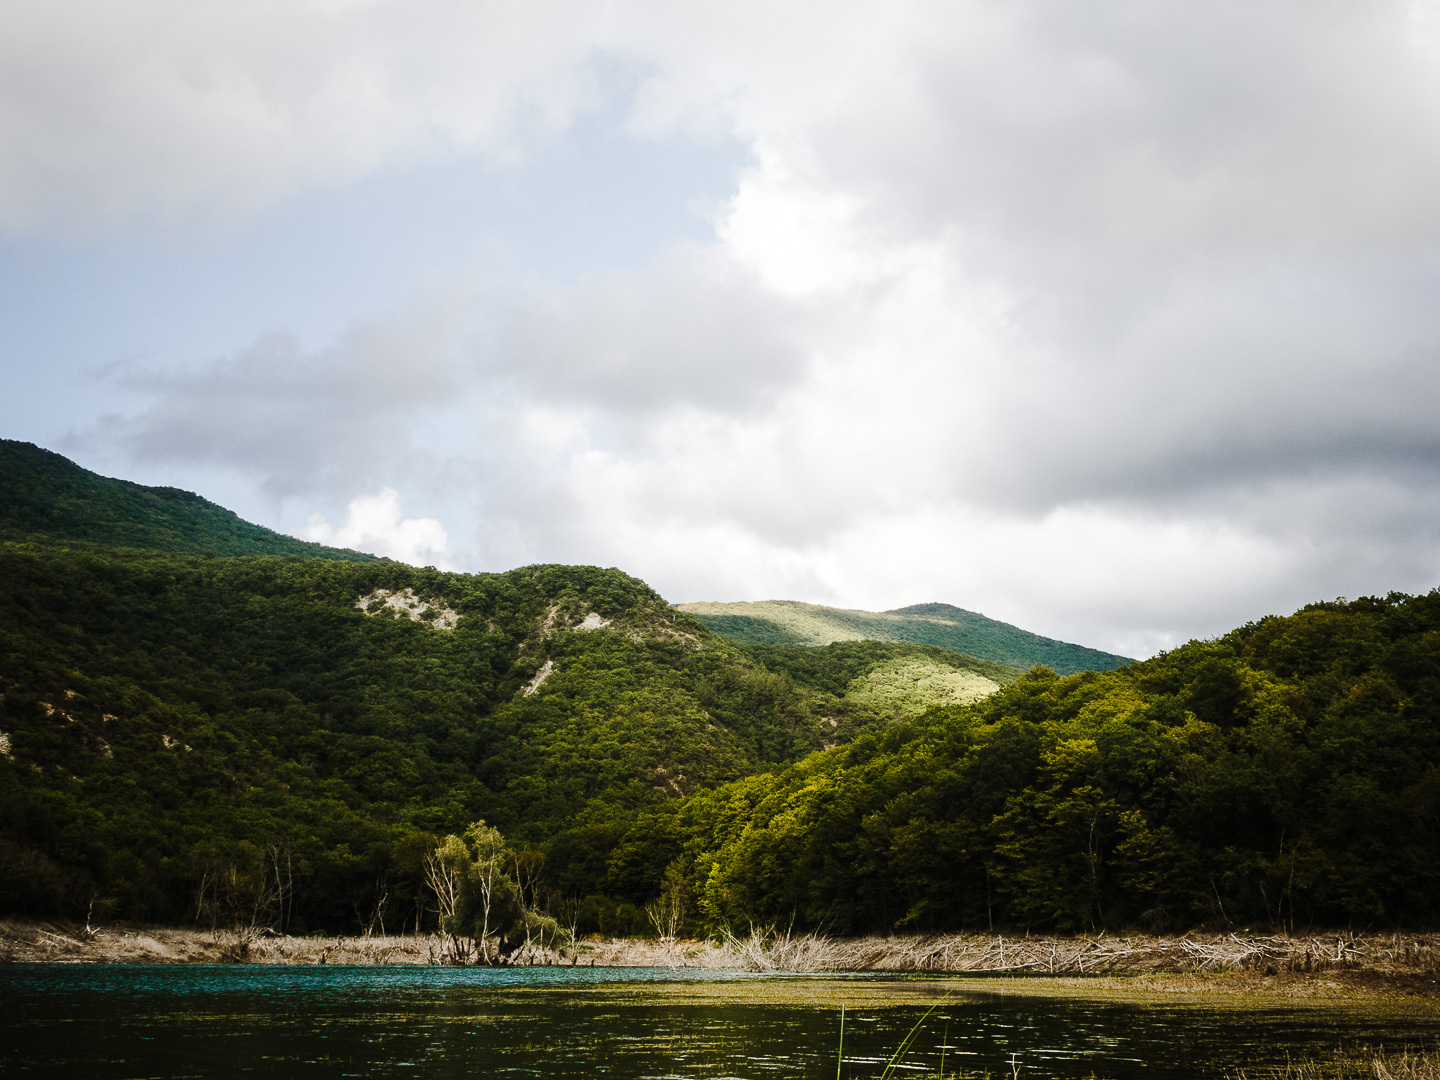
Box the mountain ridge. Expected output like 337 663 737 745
678 598 1131 675
0 439 379 562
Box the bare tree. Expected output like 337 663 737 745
510 850 546 961
424 836 468 963
265 845 294 934
465 822 507 964
646 859 691 967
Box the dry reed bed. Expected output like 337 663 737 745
819 930 1438 975
1230 1049 1440 1080
4 917 1438 979
671 929 1440 977
0 920 561 966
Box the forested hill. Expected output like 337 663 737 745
0 540 1000 930
0 546 787 923
569 590 1440 933
0 442 1029 934
679 599 1131 674
5 440 1437 938
0 439 377 561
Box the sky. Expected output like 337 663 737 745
4 1 1440 658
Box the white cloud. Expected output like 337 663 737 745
303 487 451 568
46 1 1440 653
0 0 619 236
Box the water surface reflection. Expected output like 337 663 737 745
2 965 1435 1078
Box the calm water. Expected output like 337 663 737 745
2 964 1437 1078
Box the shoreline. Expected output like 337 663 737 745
4 919 1436 997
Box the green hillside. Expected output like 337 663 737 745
679 598 1131 674
737 641 1021 722
0 544 836 930
559 590 1440 933
0 448 998 934
4 441 1438 939
738 640 1021 697
0 439 378 561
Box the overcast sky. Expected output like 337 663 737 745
4 1 1440 657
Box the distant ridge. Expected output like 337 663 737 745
677 598 1131 675
0 439 379 562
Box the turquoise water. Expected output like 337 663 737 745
2 965 1436 1078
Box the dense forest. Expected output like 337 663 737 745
0 538 1002 935
2 442 1438 940
0 544 806 930
587 592 1440 934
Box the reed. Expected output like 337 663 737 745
1228 1048 1440 1079
744 929 1440 977
6 913 1439 983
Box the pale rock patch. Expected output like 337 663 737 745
523 659 554 696
356 588 459 631
540 606 612 634
0 731 11 757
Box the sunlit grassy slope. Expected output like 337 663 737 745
843 656 1000 715
679 599 1131 675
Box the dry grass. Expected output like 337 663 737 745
1229 1048 1440 1079
701 928 1440 978
844 657 1000 715
904 1050 1440 1080
4 914 1437 996
0 917 583 966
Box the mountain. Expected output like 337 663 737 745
0 439 378 562
0 542 829 930
678 598 1131 674
594 590 1440 933
5 440 1437 938
0 443 1008 933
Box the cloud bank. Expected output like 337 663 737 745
304 488 451 569
9 0 1440 655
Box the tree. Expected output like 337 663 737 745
465 821 508 963
424 834 469 962
425 821 534 964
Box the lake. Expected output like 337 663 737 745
2 965 1436 1078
